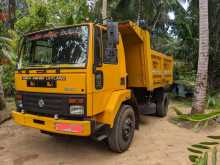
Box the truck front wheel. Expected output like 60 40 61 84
107 105 135 153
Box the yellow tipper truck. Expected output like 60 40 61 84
13 21 173 152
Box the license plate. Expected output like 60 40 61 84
55 123 83 133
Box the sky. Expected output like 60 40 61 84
168 0 190 20
180 0 190 10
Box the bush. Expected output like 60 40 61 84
2 64 15 97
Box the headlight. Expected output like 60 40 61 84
69 105 84 115
16 94 23 109
16 100 23 108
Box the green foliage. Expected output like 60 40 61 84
176 111 220 122
188 136 219 165
0 21 7 34
172 106 184 115
173 107 220 131
46 0 89 26
2 64 15 96
174 60 196 82
0 25 19 97
14 0 90 33
0 29 19 65
208 0 220 89
207 90 220 109
208 96 216 108
200 142 219 145
109 0 182 54
15 0 48 33
172 0 199 70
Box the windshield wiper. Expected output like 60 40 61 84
29 64 45 67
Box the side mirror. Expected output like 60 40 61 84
104 21 119 64
107 21 119 46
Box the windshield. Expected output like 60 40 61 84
18 25 89 68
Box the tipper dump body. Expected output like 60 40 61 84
119 21 173 90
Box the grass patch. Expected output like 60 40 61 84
173 97 192 107
213 97 220 110
170 95 192 109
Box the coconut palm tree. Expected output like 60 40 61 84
102 0 107 22
0 32 17 110
191 0 209 114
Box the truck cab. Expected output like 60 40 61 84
13 21 173 153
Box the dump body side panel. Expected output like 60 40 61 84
119 21 173 91
151 50 173 89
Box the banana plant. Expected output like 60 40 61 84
172 107 220 131
0 30 18 109
0 30 18 65
188 136 219 165
172 108 219 164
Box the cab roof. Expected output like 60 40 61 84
23 23 92 37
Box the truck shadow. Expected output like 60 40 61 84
32 134 124 164
38 115 159 155
10 115 164 164
41 134 117 156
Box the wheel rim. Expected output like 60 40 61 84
122 116 133 141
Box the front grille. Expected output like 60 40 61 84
21 92 84 117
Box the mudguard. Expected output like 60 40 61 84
95 89 131 127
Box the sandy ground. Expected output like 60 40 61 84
0 101 220 165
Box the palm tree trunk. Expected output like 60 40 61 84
191 0 209 114
102 0 107 24
8 0 16 29
137 0 141 24
0 66 6 110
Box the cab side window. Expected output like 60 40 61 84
94 27 102 66
102 30 118 64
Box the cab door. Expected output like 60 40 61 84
92 26 122 115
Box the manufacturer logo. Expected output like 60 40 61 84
38 99 45 108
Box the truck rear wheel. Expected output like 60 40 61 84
155 91 169 117
107 105 135 153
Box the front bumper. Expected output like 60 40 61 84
12 111 92 136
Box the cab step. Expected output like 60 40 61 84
95 134 108 141
92 123 109 141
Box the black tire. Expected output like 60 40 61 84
155 91 169 117
107 105 135 153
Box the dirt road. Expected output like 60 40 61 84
0 103 219 165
